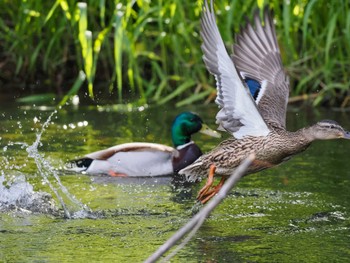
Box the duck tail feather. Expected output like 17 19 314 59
65 158 93 172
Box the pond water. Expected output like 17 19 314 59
0 100 350 262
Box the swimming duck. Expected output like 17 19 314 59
65 112 220 177
179 0 350 203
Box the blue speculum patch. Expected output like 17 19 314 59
245 78 261 100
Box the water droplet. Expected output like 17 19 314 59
72 95 80 106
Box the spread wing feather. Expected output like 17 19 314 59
232 8 290 128
201 0 270 138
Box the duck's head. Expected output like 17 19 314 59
307 120 350 140
171 112 220 147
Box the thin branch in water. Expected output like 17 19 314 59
145 154 255 263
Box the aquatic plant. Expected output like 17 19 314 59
0 0 349 106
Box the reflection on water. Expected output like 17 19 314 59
0 102 350 262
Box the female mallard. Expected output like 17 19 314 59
179 0 350 203
66 112 220 177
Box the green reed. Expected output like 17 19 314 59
273 0 350 106
0 0 349 107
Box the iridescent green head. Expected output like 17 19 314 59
171 112 222 147
171 112 204 147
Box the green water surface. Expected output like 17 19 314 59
0 102 350 262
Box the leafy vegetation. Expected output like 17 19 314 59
0 0 349 107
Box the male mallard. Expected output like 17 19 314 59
179 0 350 203
66 112 220 177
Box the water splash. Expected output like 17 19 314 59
0 172 59 215
24 110 91 218
1 110 92 218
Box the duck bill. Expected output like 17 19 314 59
343 131 350 139
199 123 221 138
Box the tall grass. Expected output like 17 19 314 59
270 0 350 106
0 0 349 107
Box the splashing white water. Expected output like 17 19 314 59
25 110 91 218
1 110 91 218
0 173 58 214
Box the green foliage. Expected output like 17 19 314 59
0 0 349 106
268 0 350 106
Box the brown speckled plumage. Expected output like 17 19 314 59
181 127 312 181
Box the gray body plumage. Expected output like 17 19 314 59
66 142 175 177
66 141 203 177
85 149 174 177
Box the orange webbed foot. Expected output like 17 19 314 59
108 171 128 177
197 164 216 200
197 165 227 204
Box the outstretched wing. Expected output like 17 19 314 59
201 0 270 139
233 7 290 129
